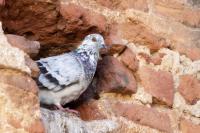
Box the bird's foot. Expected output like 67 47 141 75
62 108 80 115
55 105 80 116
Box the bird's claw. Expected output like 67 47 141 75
63 108 80 116
55 105 80 116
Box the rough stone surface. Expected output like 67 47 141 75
112 102 172 133
150 53 165 65
1 0 200 59
6 34 40 57
60 3 107 32
119 48 139 72
96 0 149 12
113 22 169 52
0 0 200 132
178 75 200 105
77 99 106 120
41 108 118 133
180 118 200 133
173 92 200 118
190 0 200 6
154 0 200 28
138 52 151 63
0 70 44 133
0 22 38 77
136 52 165 65
138 66 174 106
172 43 200 61
24 55 40 78
0 22 31 74
0 1 108 57
103 24 127 55
156 48 200 83
102 44 126 56
0 69 38 94
96 56 137 94
0 22 44 132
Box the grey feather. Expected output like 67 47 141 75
37 53 82 92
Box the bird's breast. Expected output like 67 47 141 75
74 51 98 82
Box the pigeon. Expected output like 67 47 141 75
37 34 106 112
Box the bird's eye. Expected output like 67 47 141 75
92 37 97 42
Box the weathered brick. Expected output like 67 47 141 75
112 102 172 133
180 118 200 133
116 22 169 52
96 0 149 12
138 66 174 106
77 100 106 121
155 0 200 28
96 56 137 94
120 48 139 72
178 75 200 104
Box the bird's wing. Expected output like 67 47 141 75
37 53 83 92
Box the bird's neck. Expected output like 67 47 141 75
75 47 99 61
74 48 99 80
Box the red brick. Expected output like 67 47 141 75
83 10 107 32
60 3 85 20
138 67 174 106
6 34 40 57
96 56 137 94
117 22 169 52
103 23 127 55
180 118 200 133
120 48 139 72
173 43 200 61
60 3 107 32
0 69 39 94
155 0 200 28
77 100 106 121
178 75 200 104
112 102 172 133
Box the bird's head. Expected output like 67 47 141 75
77 34 107 60
79 34 106 51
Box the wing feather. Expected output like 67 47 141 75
37 53 83 92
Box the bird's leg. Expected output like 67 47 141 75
55 104 79 115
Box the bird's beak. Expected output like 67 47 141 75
102 44 107 49
99 44 107 60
